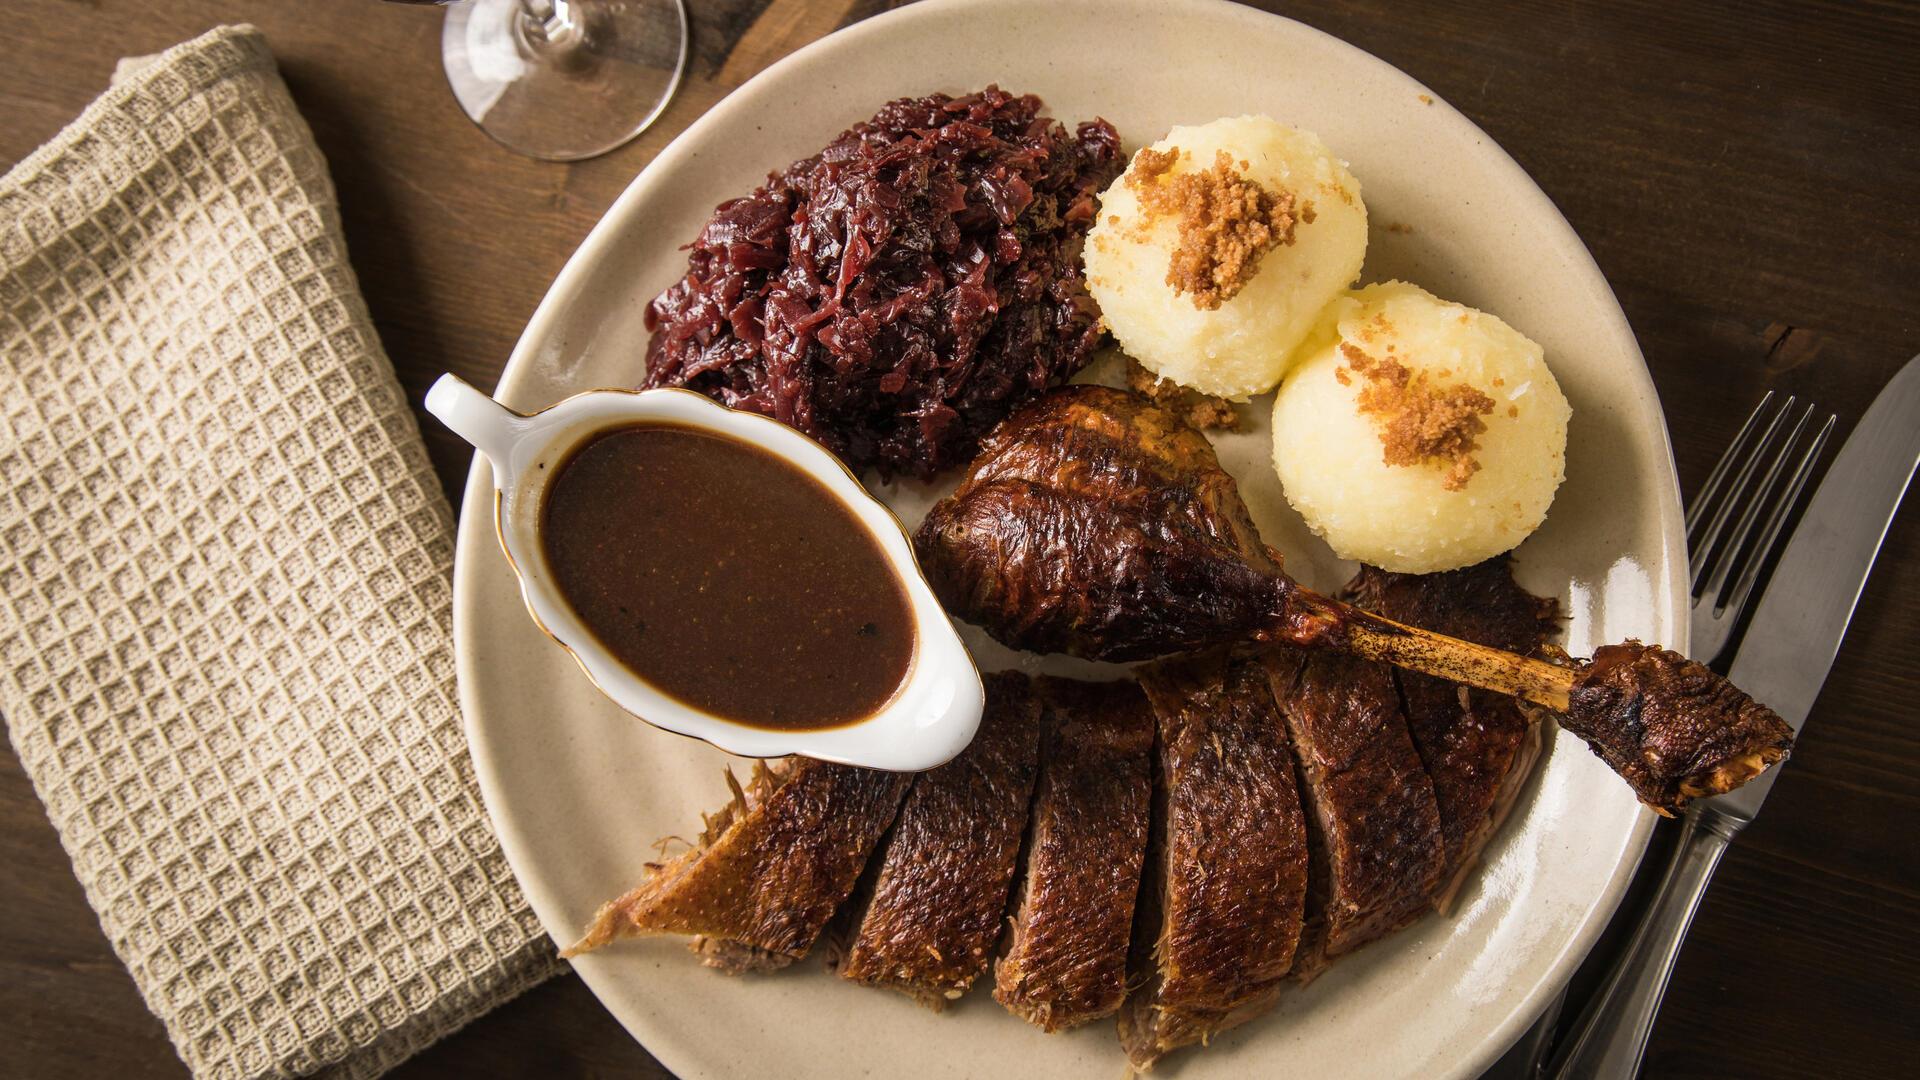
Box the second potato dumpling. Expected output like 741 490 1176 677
1272 282 1571 574
1084 116 1368 399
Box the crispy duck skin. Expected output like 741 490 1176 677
994 678 1155 1032
1122 651 1309 1071
840 673 1043 1008
1262 648 1445 977
1346 561 1554 906
914 385 1793 813
564 758 910 969
917 386 1284 662
1563 642 1794 811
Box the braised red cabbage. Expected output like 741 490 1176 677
641 87 1123 477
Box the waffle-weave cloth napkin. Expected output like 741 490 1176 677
0 25 560 1079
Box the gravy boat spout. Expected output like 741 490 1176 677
425 373 983 772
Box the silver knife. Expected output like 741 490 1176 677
1716 361 1920 814
1550 352 1920 1079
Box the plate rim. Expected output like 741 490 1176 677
449 0 1677 1074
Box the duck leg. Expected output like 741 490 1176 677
914 384 1792 815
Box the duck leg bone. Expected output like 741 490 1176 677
1277 588 1790 815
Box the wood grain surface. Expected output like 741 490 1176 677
2 2 1915 1078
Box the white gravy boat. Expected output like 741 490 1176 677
425 374 983 772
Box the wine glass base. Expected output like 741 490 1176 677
441 0 689 162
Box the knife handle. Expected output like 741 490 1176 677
1548 808 1739 1080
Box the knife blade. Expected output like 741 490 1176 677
1713 352 1920 821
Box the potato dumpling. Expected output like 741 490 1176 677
1083 115 1367 399
1271 281 1571 574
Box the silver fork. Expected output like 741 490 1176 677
1488 390 1835 1080
1685 392 1837 668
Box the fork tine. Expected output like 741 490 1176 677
1687 390 1775 536
1700 400 1817 603
1719 410 1835 616
1689 394 1796 589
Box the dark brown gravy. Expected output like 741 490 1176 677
540 423 915 731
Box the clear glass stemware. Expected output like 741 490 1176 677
393 0 689 161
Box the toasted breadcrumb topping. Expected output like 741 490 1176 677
1338 343 1496 490
1124 147 1298 310
1124 358 1240 430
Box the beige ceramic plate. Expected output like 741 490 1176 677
450 1 1682 1076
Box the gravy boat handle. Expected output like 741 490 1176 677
426 373 532 483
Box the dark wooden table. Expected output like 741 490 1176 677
3 1 1915 1077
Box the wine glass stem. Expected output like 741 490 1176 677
519 0 583 50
